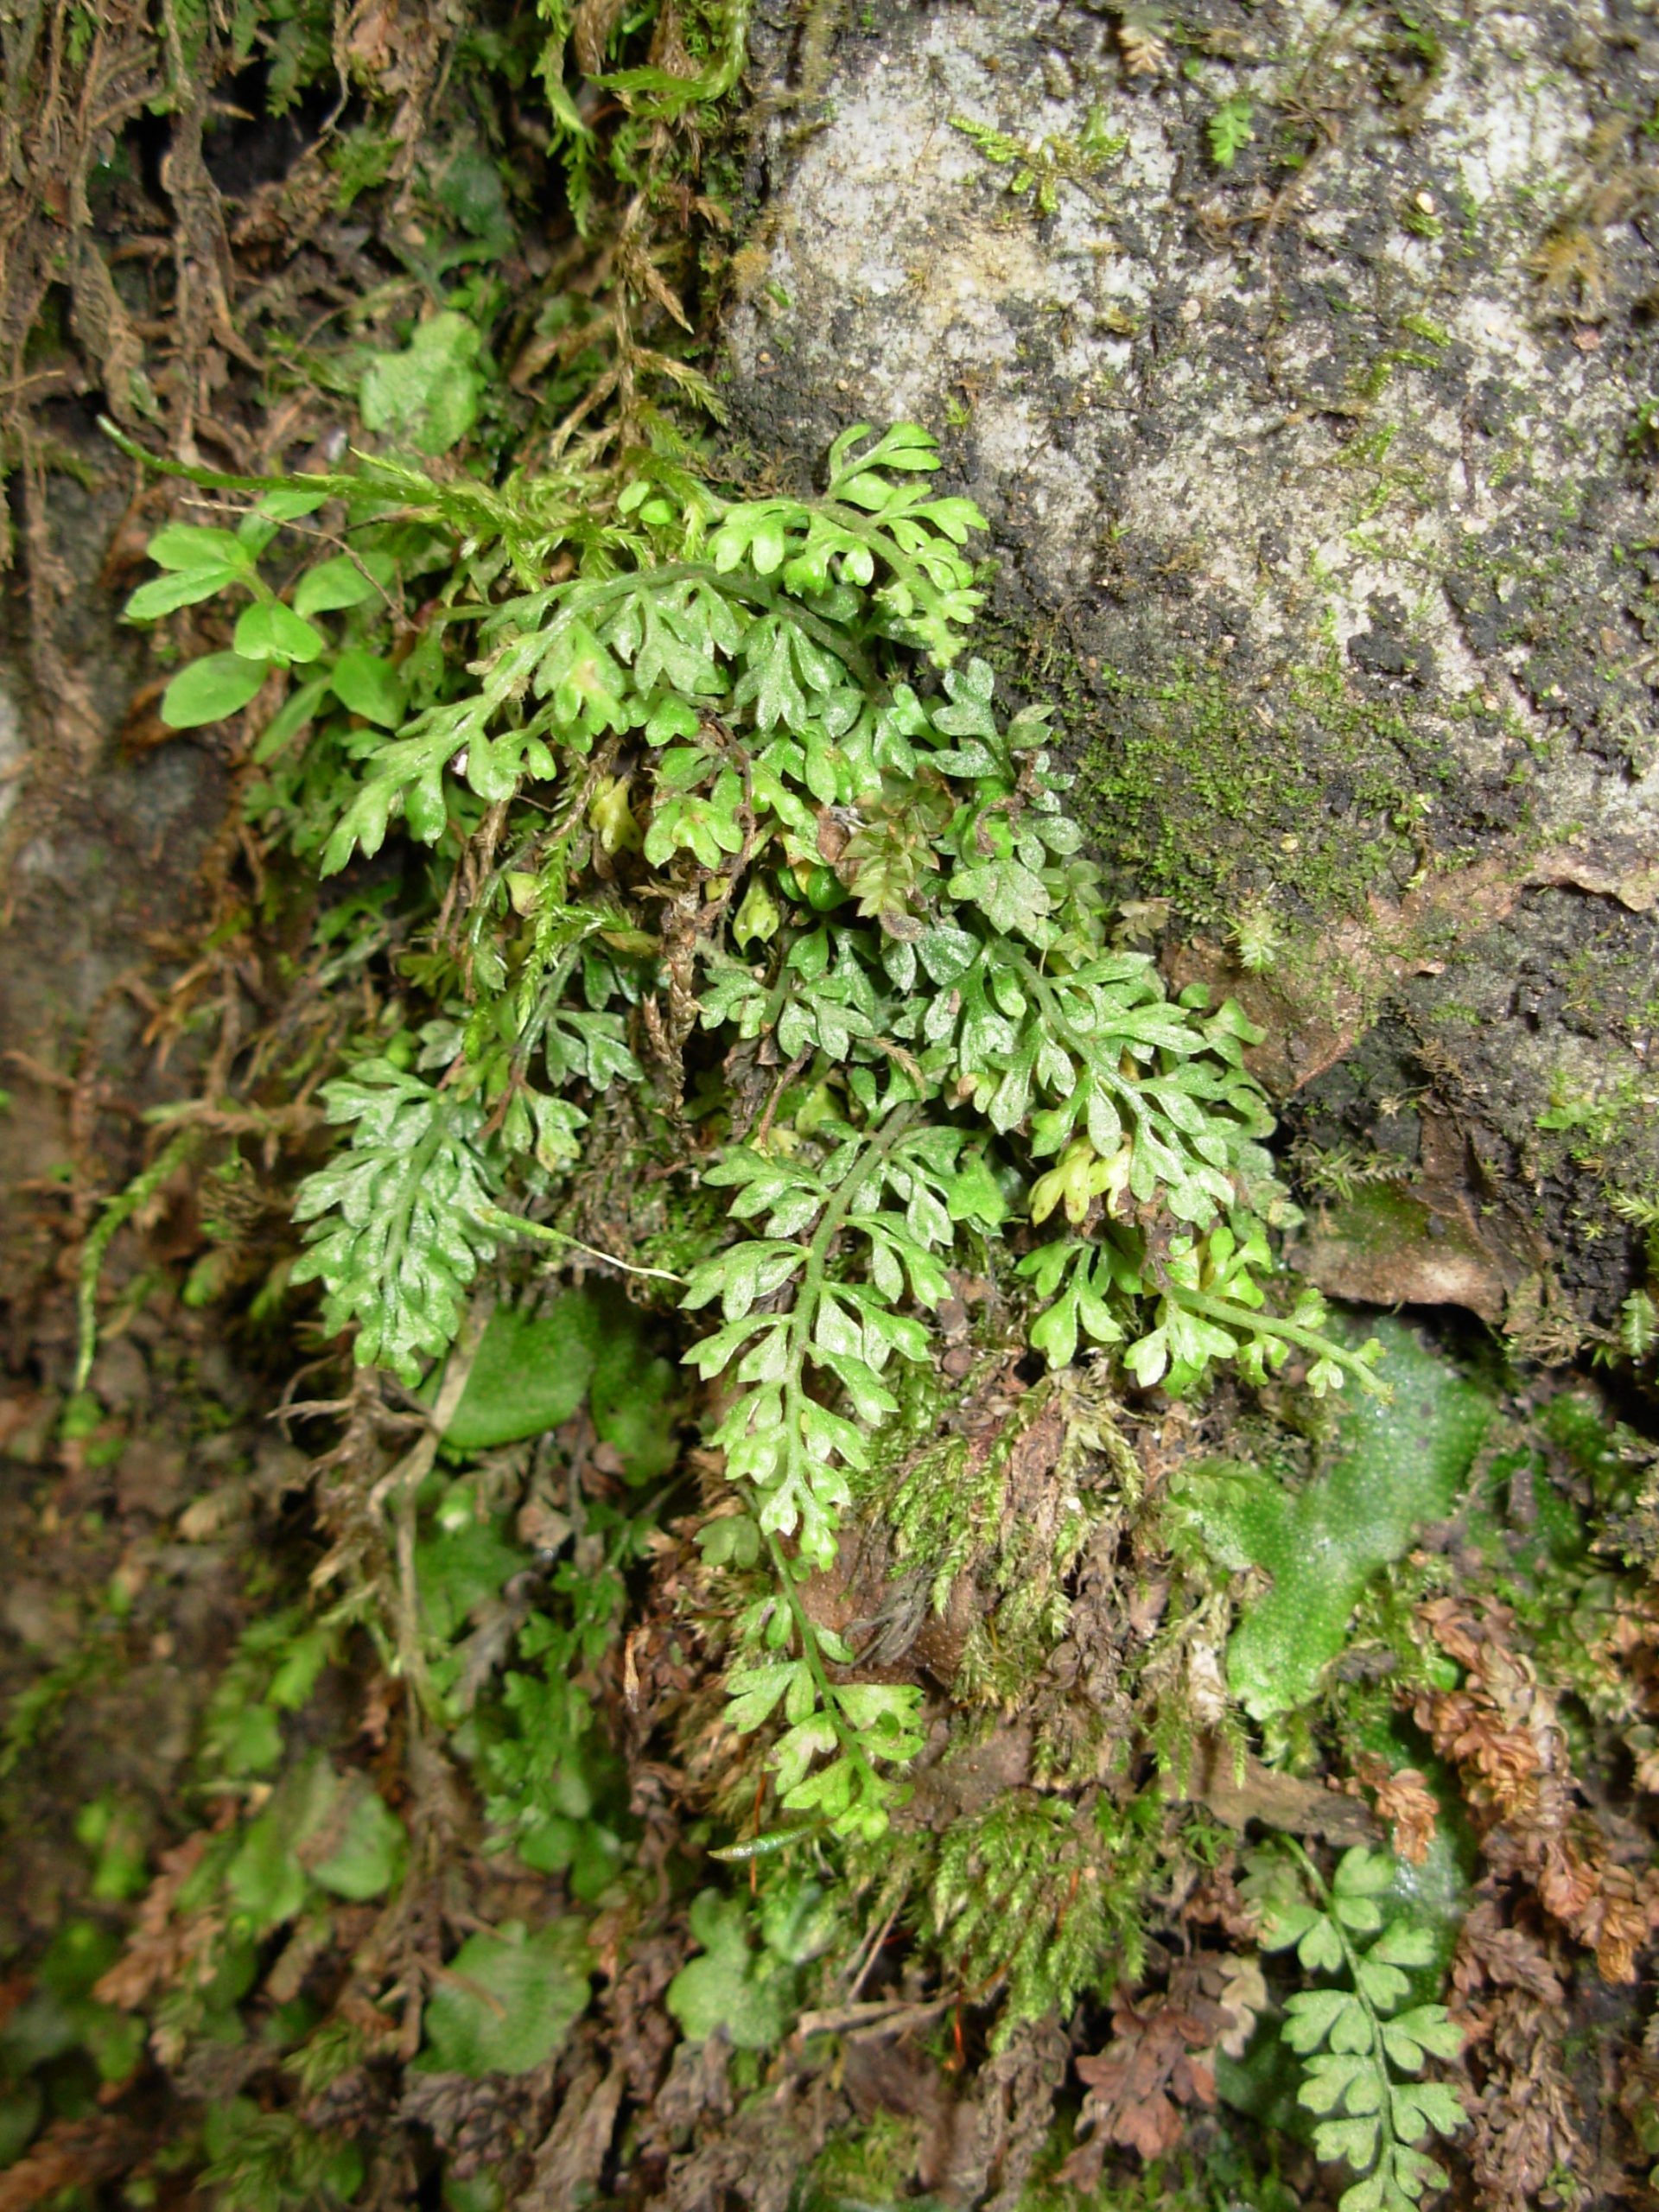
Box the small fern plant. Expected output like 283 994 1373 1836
111 416 1382 1849
1208 92 1255 169
1244 1843 1465 2210
950 108 1127 216
1607 1192 1659 1366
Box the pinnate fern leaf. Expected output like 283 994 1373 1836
290 1064 502 1382
1247 1844 1465 2210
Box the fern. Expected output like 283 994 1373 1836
199 2099 362 2212
585 0 751 123
1621 1288 1658 1363
289 1064 502 1383
75 1126 201 1387
1208 93 1255 170
117 418 1383 1843
1610 1186 1659 1261
477 1482 659 1892
1605 1194 1657 1363
950 109 1127 216
1230 898 1280 973
1245 1842 1465 2210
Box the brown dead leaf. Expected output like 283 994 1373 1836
1060 1960 1229 2184
519 2060 625 2212
1351 1752 1439 1865
1176 1732 1377 1844
1420 1600 1659 1981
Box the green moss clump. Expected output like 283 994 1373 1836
1074 651 1422 926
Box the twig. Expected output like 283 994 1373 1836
794 1996 951 2043
843 1893 906 2003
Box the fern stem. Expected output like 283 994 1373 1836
773 1103 918 1558
383 1294 494 1722
798 1101 919 1310
75 1128 202 1389
475 1204 685 1283
749 1103 922 1809
762 1528 882 1798
1009 951 1141 1128
382 1118 450 1300
1173 1287 1388 1394
463 559 874 683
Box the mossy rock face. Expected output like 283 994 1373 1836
730 0 1659 1313
0 454 232 1297
1296 1183 1513 1323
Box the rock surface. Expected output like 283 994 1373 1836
0 461 229 1338
732 0 1659 1327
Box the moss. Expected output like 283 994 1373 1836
1173 1319 1492 1722
907 1786 1166 2038
804 2109 925 2210
1535 1068 1653 1176
1065 647 1420 927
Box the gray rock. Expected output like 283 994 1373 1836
730 0 1659 1325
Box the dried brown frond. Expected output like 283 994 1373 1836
0 2114 146 2212
1452 1898 1586 2205
92 1834 213 2015
1419 1599 1659 1981
1452 1896 1566 2009
1116 8 1171 79
1462 1986 1588 2212
1351 1751 1439 1865
572 0 627 77
334 0 448 188
1059 1955 1246 2180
